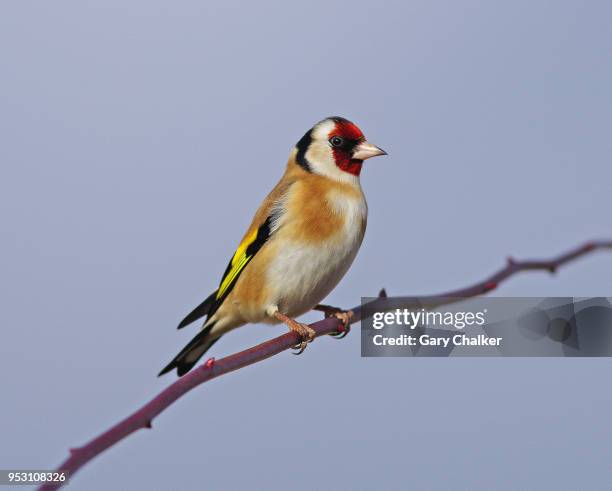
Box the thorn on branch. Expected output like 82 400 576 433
483 281 498 292
143 420 152 429
506 256 516 266
379 288 387 298
69 448 79 456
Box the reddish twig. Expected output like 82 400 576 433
39 240 612 490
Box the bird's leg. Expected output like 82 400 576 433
314 304 354 339
271 310 316 355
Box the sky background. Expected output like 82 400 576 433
1 1 611 489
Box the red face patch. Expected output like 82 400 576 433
328 120 365 176
329 120 364 142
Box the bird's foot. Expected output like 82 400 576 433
272 311 316 355
314 304 354 339
290 322 316 355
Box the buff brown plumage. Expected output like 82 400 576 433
160 117 386 376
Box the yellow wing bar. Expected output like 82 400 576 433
216 228 258 299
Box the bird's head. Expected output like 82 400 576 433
293 116 387 182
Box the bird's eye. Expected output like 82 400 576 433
330 136 344 147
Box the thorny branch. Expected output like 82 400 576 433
39 240 612 490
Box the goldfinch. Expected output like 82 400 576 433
159 116 386 376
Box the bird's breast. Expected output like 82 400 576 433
265 184 367 317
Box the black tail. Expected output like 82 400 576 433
177 290 218 329
158 322 220 377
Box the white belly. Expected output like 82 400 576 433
266 192 367 318
267 240 359 317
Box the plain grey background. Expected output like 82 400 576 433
1 1 611 489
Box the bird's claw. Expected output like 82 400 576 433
291 323 316 355
292 341 308 355
330 324 351 339
315 307 353 339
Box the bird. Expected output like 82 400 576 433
159 116 387 376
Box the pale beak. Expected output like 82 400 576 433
352 141 388 160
